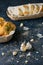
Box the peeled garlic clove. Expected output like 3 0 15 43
21 41 26 47
20 41 27 52
26 42 32 50
20 46 27 52
12 51 18 56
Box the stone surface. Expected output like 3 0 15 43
0 0 43 65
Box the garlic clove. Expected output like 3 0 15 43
20 46 27 52
26 42 32 50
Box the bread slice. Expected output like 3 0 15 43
7 3 43 20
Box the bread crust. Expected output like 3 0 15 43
7 3 43 20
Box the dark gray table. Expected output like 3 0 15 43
0 0 43 65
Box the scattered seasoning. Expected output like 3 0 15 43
23 27 29 31
30 39 34 42
25 60 28 64
20 23 23 27
1 52 5 56
12 51 18 56
26 52 31 57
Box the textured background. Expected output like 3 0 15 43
0 0 43 65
